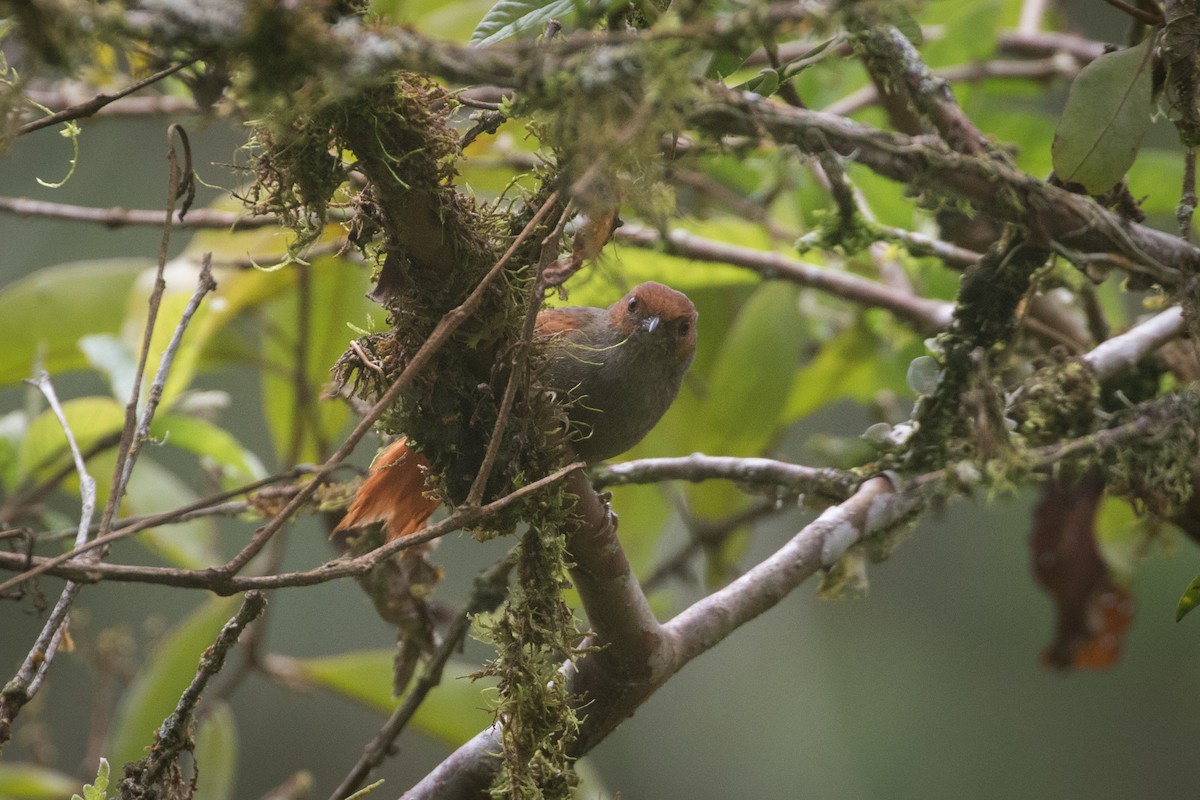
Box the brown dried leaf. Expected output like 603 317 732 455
1030 473 1135 670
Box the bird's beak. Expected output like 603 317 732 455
642 315 661 334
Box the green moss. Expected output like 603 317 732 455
905 231 1048 471
1102 391 1199 517
1012 358 1100 446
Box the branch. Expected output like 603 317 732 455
0 373 99 745
689 90 1196 288
329 555 514 800
401 298 1195 796
400 475 911 799
614 224 955 332
1082 306 1187 380
0 195 301 229
95 124 195 540
23 89 201 119
824 56 1086 118
119 592 266 795
17 60 197 135
592 453 855 503
0 468 311 595
0 464 583 592
997 30 1109 62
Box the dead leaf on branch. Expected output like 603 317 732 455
1030 472 1134 670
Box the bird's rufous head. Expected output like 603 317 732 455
608 282 698 363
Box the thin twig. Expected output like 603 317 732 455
287 261 315 466
592 453 855 501
0 195 344 229
96 125 193 541
0 373 99 744
641 498 782 592
614 224 955 332
0 468 311 595
330 555 515 800
1101 0 1165 25
1017 0 1050 33
0 462 583 592
115 255 218 500
18 60 197 136
120 592 267 795
465 192 562 506
0 431 122 526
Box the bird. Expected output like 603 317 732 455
335 281 698 540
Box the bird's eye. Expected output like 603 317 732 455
628 296 639 312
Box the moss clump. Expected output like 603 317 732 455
1103 391 1200 518
478 520 582 800
1012 357 1100 447
905 232 1048 471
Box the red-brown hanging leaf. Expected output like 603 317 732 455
1030 472 1135 670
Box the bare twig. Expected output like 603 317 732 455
614 223 955 332
18 61 197 136
0 468 311 596
824 56 1086 117
96 124 194 540
329 555 514 800
0 195 344 229
0 431 122 526
641 498 783 592
116 255 218 500
119 592 267 795
1101 0 1165 25
1081 306 1187 379
1017 0 1050 33
592 453 855 502
997 30 1108 62
0 463 583 592
23 89 200 119
0 373 99 744
465 192 561 507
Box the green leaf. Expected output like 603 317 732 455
127 263 292 408
1052 35 1156 193
293 651 494 747
193 701 238 800
0 259 151 387
0 763 85 800
471 0 582 45
12 396 124 488
150 414 267 485
739 68 781 98
79 334 138 401
1094 494 1141 584
701 282 809 456
261 256 374 464
890 9 923 46
106 597 241 769
0 409 28 490
1177 574 1200 622
72 758 109 800
782 318 918 423
119 456 221 569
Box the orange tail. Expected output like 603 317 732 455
335 437 441 540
